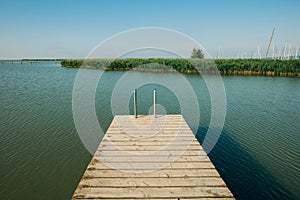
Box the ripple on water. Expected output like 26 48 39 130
0 64 299 199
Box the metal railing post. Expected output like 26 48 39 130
153 89 156 118
134 89 137 118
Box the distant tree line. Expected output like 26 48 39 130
191 48 204 59
61 58 300 76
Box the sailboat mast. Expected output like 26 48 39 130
272 42 275 59
288 44 291 60
277 47 281 60
257 46 261 59
283 43 287 60
265 27 275 58
217 47 221 59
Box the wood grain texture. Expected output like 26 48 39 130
72 115 234 199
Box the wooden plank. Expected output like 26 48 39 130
100 141 200 146
77 177 226 187
82 169 221 178
107 130 193 134
76 197 234 200
75 198 235 200
108 122 190 126
91 155 211 163
108 125 191 129
105 134 196 138
74 198 234 200
95 150 208 156
88 161 215 170
103 138 198 142
106 129 193 133
73 187 233 199
112 115 182 120
107 128 192 132
97 145 202 151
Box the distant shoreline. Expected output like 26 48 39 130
22 58 65 61
0 59 65 61
61 58 300 77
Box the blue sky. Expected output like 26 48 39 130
0 0 299 59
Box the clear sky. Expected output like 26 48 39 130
0 0 299 59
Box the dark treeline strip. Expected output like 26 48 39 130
61 58 300 76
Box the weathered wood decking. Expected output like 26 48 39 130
72 115 234 199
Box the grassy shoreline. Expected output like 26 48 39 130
61 58 300 77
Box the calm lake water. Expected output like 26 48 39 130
0 62 299 200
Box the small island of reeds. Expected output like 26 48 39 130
61 58 300 77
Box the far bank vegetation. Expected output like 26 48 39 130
61 58 300 77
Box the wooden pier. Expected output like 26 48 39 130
72 115 234 199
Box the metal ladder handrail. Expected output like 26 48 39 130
133 89 156 118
